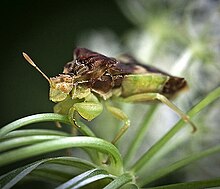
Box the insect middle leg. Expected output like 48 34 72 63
123 93 197 132
106 104 130 144
54 95 103 136
67 101 103 137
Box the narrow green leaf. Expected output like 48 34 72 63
147 177 220 189
0 113 96 138
124 105 157 167
0 129 69 139
75 119 96 137
0 157 97 189
121 184 139 189
0 113 70 137
0 135 64 152
138 145 220 186
30 168 72 182
0 137 123 175
0 161 44 189
55 168 114 189
131 86 220 173
104 172 134 189
47 157 97 170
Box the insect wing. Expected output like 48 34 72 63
121 74 169 98
116 54 171 75
117 54 188 98
63 48 117 80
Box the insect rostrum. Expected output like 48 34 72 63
23 48 196 144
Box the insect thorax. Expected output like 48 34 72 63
61 48 124 100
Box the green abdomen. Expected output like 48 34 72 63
121 74 169 97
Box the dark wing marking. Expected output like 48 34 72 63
63 48 118 79
116 54 171 76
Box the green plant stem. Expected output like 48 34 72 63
124 105 157 167
138 145 220 186
0 136 123 175
130 86 220 174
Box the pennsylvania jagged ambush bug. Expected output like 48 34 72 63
23 48 196 144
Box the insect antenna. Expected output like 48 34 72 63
22 52 51 84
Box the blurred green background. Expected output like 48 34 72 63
1 0 220 185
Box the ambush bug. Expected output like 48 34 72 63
23 48 196 144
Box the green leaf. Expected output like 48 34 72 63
0 157 96 189
0 113 96 138
147 177 220 189
0 161 43 189
55 168 114 189
0 129 69 139
30 167 73 182
121 184 139 189
103 173 134 189
130 86 220 174
138 145 220 186
124 105 157 167
0 135 64 152
0 113 70 137
0 136 123 175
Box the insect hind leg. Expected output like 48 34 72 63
105 104 130 144
123 93 197 132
